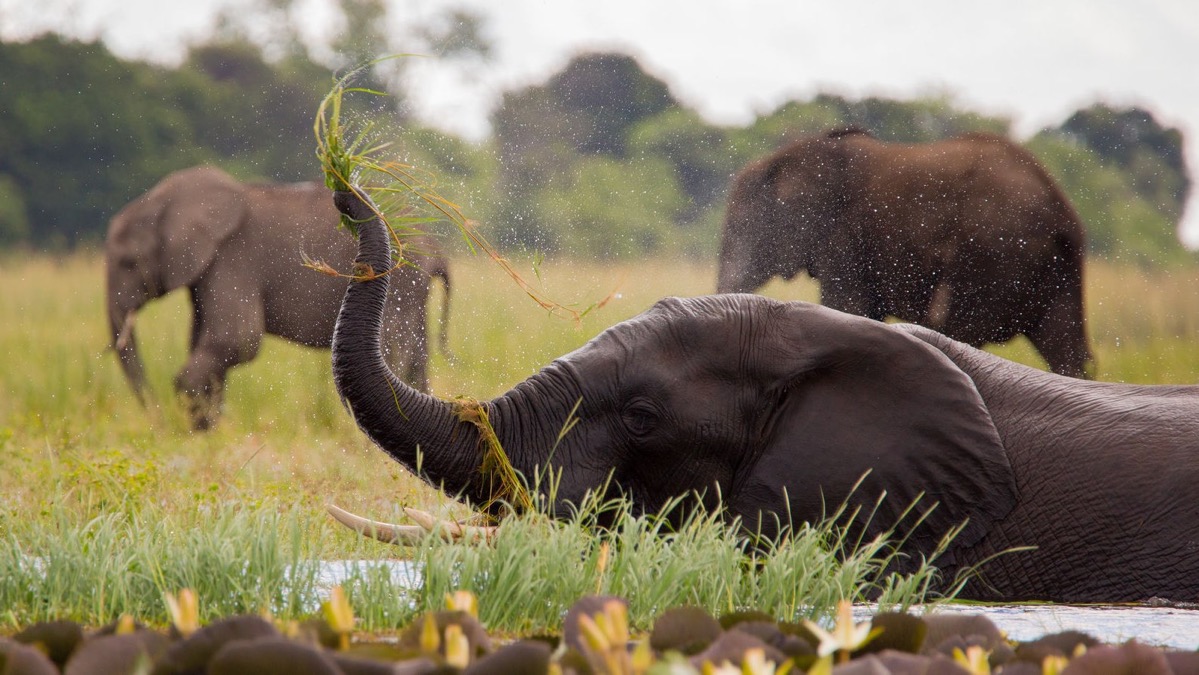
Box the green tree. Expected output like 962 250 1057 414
397 126 499 234
179 39 332 180
835 94 1010 142
1028 131 1188 266
734 93 1010 155
0 7 500 250
489 86 579 250
0 36 207 247
627 109 733 224
490 51 682 250
0 175 30 246
543 52 679 157
1059 103 1190 223
535 155 684 258
731 96 848 157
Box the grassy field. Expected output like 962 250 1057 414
1 249 1197 629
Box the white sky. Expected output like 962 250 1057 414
4 0 1199 243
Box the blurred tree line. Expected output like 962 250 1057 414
0 23 1191 265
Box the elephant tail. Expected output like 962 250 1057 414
430 260 456 364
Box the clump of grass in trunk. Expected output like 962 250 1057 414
314 61 604 515
313 59 611 321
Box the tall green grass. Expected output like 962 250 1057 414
0 499 326 626
396 496 957 634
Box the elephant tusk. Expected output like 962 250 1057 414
403 506 455 535
326 503 432 545
115 310 137 352
403 507 496 543
325 503 496 545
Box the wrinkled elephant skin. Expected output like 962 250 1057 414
105 166 451 429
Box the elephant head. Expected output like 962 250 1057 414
331 188 1017 562
105 166 244 401
716 130 856 294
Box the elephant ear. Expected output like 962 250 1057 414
742 301 1016 565
159 167 246 290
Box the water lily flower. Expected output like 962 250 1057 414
445 589 478 617
420 611 441 654
802 600 877 662
952 644 991 674
578 599 634 674
321 585 355 650
1042 654 1069 675
444 623 470 668
164 588 199 637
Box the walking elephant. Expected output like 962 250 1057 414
106 165 451 430
328 187 1199 603
717 128 1094 378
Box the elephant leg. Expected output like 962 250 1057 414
175 286 265 429
175 355 228 431
1027 287 1093 379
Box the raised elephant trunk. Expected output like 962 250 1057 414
332 189 588 514
332 190 499 507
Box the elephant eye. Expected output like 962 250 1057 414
622 398 662 438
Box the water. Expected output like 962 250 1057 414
316 559 421 590
925 604 1199 650
313 561 1199 649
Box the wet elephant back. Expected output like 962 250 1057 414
846 135 1081 345
903 326 1199 601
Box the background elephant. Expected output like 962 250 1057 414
717 127 1094 378
106 165 451 429
330 188 1199 603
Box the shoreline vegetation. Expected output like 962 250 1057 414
0 485 953 632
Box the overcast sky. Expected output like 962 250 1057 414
4 0 1199 242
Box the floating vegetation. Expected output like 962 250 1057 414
2 587 1188 675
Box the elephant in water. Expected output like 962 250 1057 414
717 128 1093 378
329 187 1199 604
106 166 451 430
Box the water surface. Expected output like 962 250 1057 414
317 561 1199 648
929 603 1199 650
